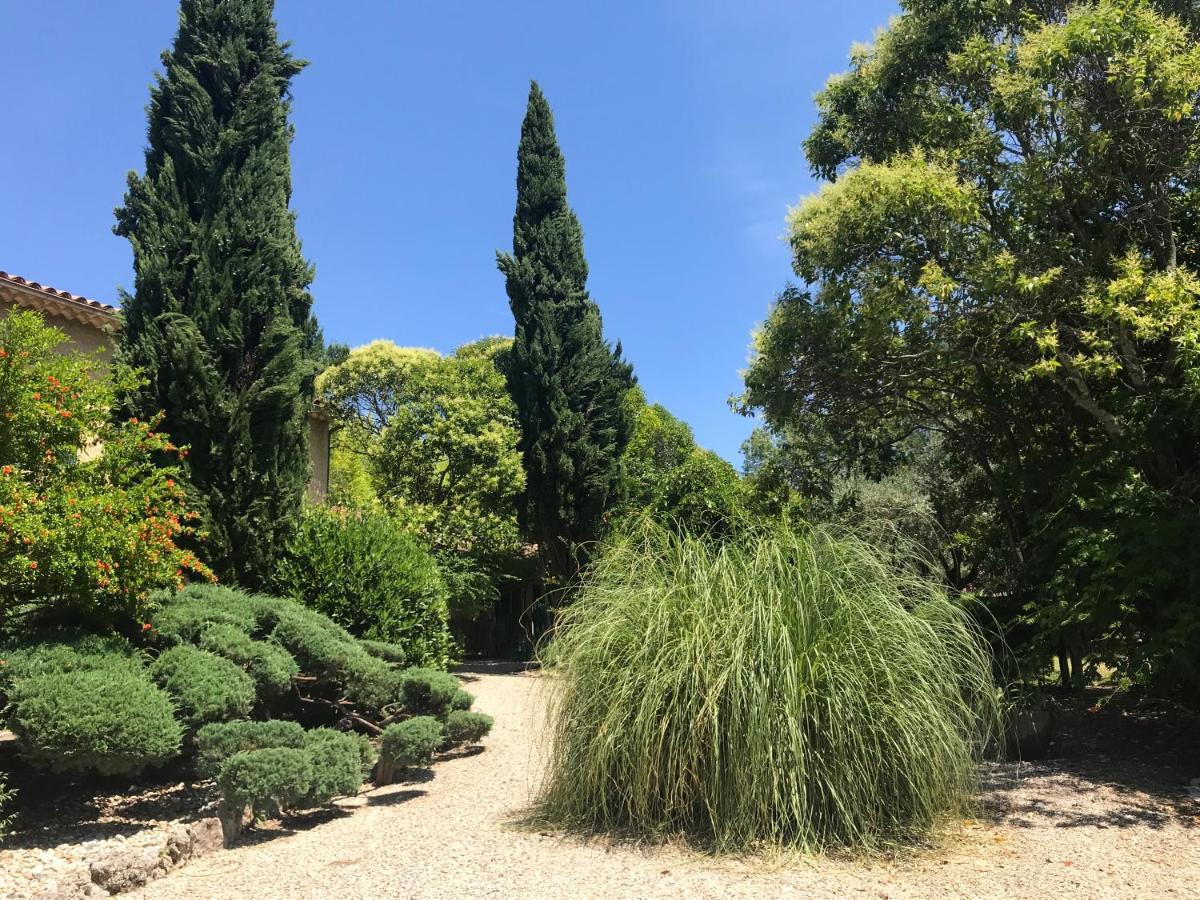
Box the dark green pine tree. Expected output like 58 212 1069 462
115 0 321 587
498 82 636 586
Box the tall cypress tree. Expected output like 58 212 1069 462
498 82 635 586
115 0 321 587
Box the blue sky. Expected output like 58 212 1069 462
2 1 897 464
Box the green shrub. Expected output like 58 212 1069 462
359 639 409 666
199 624 299 698
273 506 452 667
443 710 493 749
450 689 473 712
397 668 463 719
195 719 307 779
217 747 313 820
536 524 1000 851
0 632 138 688
151 584 263 644
0 309 210 631
150 646 256 728
300 729 365 805
8 668 182 776
379 716 443 781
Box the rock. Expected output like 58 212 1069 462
164 825 192 865
88 847 168 894
186 818 224 857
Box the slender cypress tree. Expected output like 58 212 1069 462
498 82 635 586
115 0 321 587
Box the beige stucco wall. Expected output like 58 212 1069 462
0 295 115 358
1 294 330 500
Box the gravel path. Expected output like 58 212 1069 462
130 670 1198 900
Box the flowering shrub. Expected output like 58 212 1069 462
0 310 210 630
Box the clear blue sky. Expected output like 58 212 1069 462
2 1 897 464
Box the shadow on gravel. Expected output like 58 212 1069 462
366 789 427 807
453 659 540 677
980 689 1200 831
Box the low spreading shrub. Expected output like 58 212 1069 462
273 505 452 667
151 584 263 644
397 668 461 718
150 645 256 729
7 667 182 776
377 716 443 784
359 639 409 666
199 623 299 698
0 632 138 686
195 719 307 778
217 747 314 821
300 729 366 805
443 710 493 749
536 524 999 852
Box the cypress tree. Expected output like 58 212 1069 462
498 82 635 586
115 0 321 587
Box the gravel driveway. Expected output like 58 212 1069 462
131 668 1199 900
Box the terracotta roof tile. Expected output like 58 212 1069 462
0 270 119 315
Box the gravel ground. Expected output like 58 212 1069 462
118 668 1198 900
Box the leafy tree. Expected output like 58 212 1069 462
618 389 746 538
317 338 526 622
497 82 635 586
742 0 1200 698
114 0 321 587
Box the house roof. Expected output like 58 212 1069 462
0 270 121 330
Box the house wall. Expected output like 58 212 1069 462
0 295 115 358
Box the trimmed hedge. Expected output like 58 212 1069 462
199 623 299 697
150 645 256 729
195 719 307 779
443 710 494 749
8 667 182 776
397 668 462 718
218 748 314 820
300 729 365 805
377 716 443 784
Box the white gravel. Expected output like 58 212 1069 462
120 670 1198 900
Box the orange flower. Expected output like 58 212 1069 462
141 622 153 632
27 561 37 570
1 466 10 476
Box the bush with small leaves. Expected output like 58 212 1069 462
450 689 473 712
8 668 182 776
151 646 256 729
150 584 263 644
377 716 444 785
199 624 299 698
195 719 308 779
442 710 494 750
0 632 138 689
398 668 464 719
300 729 365 806
359 640 409 666
217 747 314 822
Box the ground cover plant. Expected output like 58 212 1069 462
536 523 999 852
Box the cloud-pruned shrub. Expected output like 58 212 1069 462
150 645 257 729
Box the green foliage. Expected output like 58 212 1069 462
358 639 409 666
150 645 257 729
380 716 443 770
617 390 747 538
300 728 365 804
742 0 1200 700
0 310 209 631
443 710 493 749
318 337 527 632
8 667 182 777
0 632 139 685
397 668 464 719
0 770 13 840
536 523 999 851
217 748 313 820
198 623 299 698
273 505 452 667
115 0 322 587
195 719 307 779
150 584 264 644
497 81 635 585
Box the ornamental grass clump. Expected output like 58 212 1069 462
535 524 1000 852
